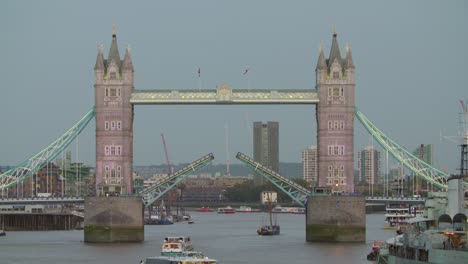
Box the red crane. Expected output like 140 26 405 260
161 133 173 175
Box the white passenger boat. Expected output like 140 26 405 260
235 206 261 213
161 236 193 256
140 236 217 263
384 203 413 227
141 256 217 264
217 206 235 214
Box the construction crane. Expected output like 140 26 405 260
161 133 173 175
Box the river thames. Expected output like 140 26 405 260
0 213 393 264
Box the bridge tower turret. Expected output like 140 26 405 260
316 30 355 193
94 30 134 196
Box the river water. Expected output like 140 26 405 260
0 213 393 264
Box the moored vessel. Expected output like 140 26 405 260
217 206 235 214
235 206 261 213
369 106 468 263
271 205 289 214
371 177 468 263
195 207 214 213
384 203 413 227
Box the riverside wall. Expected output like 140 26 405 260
84 196 144 243
306 195 365 242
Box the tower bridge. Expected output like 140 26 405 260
94 29 355 196
1 29 463 242
1 29 461 202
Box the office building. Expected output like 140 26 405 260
253 122 279 186
302 146 318 183
357 146 381 184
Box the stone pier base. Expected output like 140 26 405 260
84 196 144 243
306 195 365 242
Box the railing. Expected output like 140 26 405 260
130 88 319 105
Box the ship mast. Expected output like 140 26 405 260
459 100 467 177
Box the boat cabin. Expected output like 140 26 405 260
162 236 193 255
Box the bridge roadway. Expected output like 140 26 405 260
0 195 425 206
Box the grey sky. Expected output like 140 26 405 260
1 0 466 175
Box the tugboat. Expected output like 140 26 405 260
257 192 280 236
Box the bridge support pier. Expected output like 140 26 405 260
306 195 365 242
84 196 144 243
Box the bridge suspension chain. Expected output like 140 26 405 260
355 108 454 190
0 108 95 190
139 153 214 208
235 152 310 207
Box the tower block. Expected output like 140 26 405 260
86 31 143 243
316 31 355 193
94 31 134 196
307 31 364 243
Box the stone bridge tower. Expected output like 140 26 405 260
316 31 355 193
94 31 134 196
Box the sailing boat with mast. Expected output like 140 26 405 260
257 191 280 236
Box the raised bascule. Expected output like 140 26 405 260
1 28 463 242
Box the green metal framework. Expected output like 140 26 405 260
0 108 95 190
355 108 459 190
235 152 310 207
139 153 214 208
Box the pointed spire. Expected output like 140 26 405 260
94 43 105 70
333 21 337 37
122 44 134 71
112 23 116 37
107 27 121 69
328 27 343 69
345 43 355 69
316 42 327 70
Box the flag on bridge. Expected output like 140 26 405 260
198 67 201 78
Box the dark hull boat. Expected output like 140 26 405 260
257 192 280 236
257 225 280 236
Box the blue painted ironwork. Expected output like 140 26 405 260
0 108 95 190
355 108 464 190
139 153 214 208
235 152 310 207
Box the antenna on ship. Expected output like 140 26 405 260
441 99 468 178
459 100 468 177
